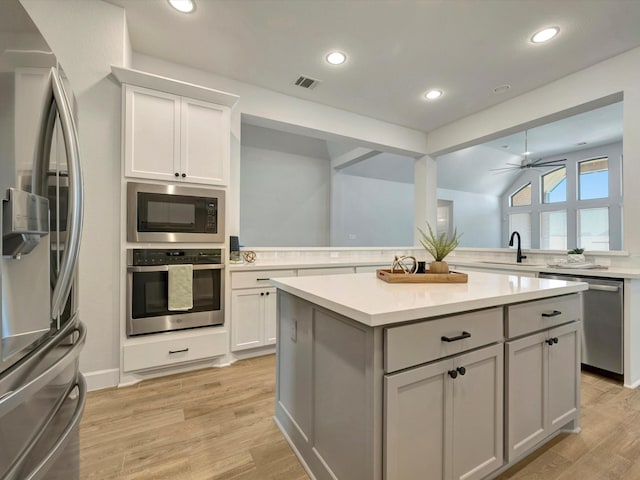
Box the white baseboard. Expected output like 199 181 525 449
231 346 276 361
624 377 640 389
83 368 120 391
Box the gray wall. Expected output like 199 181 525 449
331 171 414 247
240 124 331 247
436 188 501 248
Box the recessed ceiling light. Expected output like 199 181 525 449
168 0 195 13
493 84 511 94
425 89 443 100
531 26 559 44
326 51 347 65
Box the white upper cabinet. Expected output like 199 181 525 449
123 84 230 186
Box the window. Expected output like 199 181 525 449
510 183 531 207
579 157 608 200
509 213 531 249
542 167 566 203
540 210 567 250
578 207 609 251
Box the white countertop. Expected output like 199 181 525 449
449 260 640 279
271 270 588 327
228 259 389 271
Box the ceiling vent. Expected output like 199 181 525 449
294 75 320 89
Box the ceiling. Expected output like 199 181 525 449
105 0 640 132
437 102 623 196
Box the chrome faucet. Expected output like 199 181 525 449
509 231 527 263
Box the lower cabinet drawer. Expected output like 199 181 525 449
506 294 581 339
231 269 296 289
123 329 227 372
384 307 503 373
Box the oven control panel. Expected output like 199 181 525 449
129 248 222 265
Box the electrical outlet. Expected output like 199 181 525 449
290 319 297 342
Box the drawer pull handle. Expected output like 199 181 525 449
457 366 466 376
448 369 458 379
542 310 562 318
441 331 471 342
169 348 189 354
257 278 270 281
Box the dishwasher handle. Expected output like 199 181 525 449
589 284 620 292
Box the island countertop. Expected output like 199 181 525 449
270 270 588 327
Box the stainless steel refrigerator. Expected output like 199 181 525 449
0 1 86 479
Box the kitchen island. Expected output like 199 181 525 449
271 270 588 480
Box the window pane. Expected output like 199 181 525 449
578 207 609 251
510 183 532 207
540 210 567 250
509 213 531 249
542 167 567 203
579 157 608 200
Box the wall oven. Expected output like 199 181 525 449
127 182 225 243
126 248 224 336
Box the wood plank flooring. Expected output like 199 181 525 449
80 355 640 480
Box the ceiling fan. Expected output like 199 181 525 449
490 130 566 174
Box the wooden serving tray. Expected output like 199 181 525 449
376 269 468 284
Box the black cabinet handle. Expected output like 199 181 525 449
260 292 264 296
542 310 562 318
257 278 270 281
181 173 186 178
448 370 458 379
457 366 466 376
553 337 559 344
441 331 471 342
174 172 179 177
546 339 554 346
266 292 270 296
169 348 189 354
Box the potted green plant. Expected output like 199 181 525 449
567 248 586 263
417 223 462 274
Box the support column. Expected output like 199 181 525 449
413 154 437 245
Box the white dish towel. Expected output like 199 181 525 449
168 264 193 311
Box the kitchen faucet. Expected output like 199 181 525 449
509 231 527 263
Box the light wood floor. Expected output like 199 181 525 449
80 355 640 479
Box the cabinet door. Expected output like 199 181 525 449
506 331 548 463
547 322 580 432
180 98 229 185
385 358 453 480
124 85 180 182
452 344 504 480
263 288 277 345
231 289 264 351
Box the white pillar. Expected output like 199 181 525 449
414 154 437 245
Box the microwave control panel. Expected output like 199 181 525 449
129 248 222 266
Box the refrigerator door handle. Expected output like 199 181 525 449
0 322 86 415
33 67 84 320
3 374 86 480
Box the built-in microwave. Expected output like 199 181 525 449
127 182 225 243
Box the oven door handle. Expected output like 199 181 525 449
127 264 225 273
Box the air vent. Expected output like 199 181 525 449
294 76 320 89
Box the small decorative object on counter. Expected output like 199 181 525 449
417 222 463 274
243 250 257 263
390 255 418 274
567 248 586 264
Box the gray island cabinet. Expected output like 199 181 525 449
271 271 587 480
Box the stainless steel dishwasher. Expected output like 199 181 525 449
539 273 624 377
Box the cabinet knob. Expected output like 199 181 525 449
546 338 554 346
553 337 559 344
448 370 458 379
174 172 179 177
182 173 186 178
266 292 270 296
457 366 466 376
260 292 264 296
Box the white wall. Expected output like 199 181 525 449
436 188 501 248
20 0 129 388
331 173 414 247
240 124 331 247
